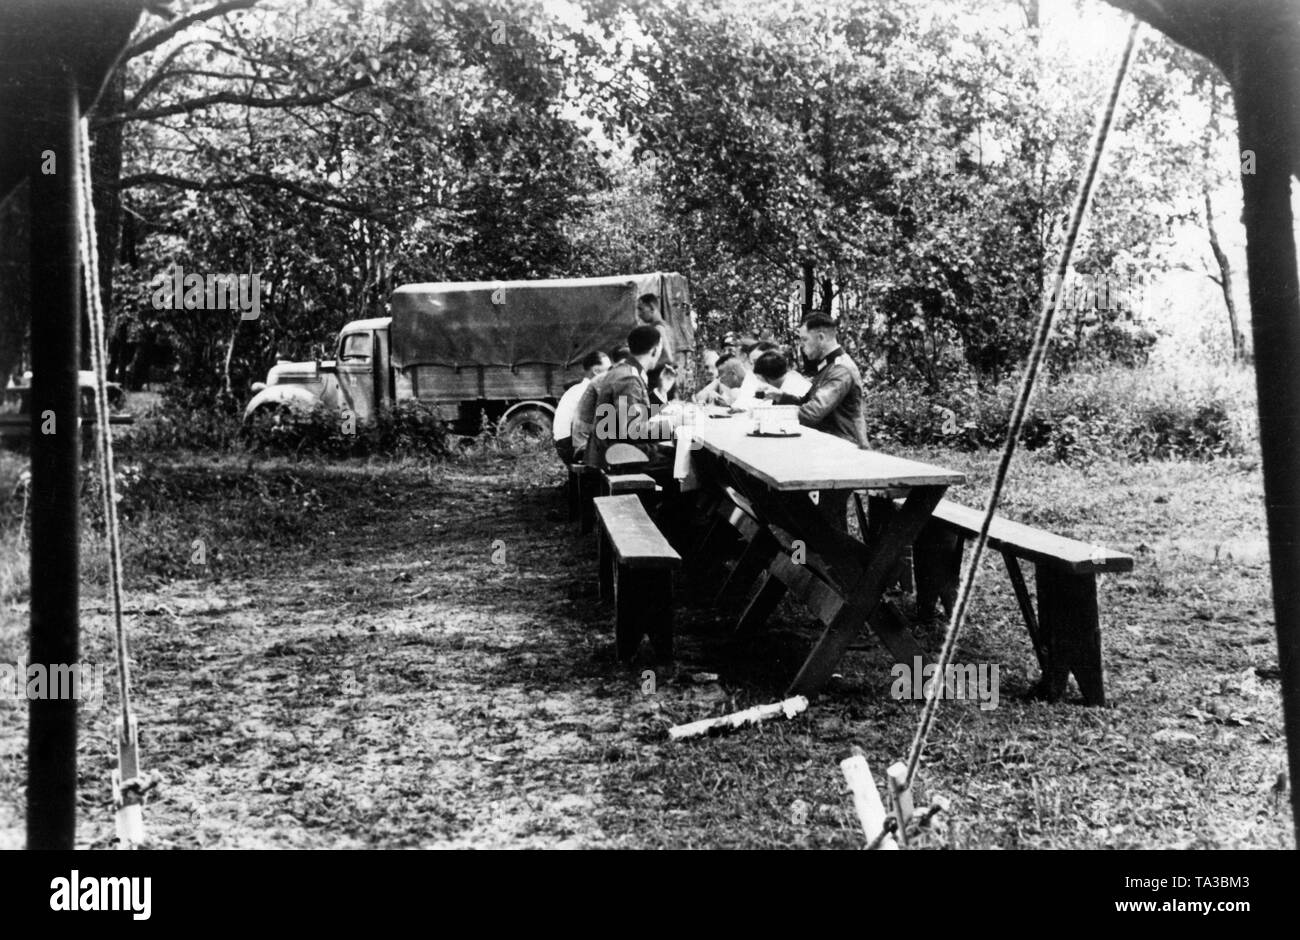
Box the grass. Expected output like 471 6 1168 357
0 435 1290 849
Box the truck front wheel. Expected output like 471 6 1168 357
498 406 553 442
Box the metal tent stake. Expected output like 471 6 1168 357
111 713 146 847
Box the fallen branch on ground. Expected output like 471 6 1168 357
667 695 808 741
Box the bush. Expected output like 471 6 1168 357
125 386 451 459
363 399 454 457
242 398 450 459
122 385 244 452
864 364 1249 464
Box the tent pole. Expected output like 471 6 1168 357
1235 65 1300 844
26 63 81 851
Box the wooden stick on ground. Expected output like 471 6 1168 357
667 695 809 741
841 746 899 850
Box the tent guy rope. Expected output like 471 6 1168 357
77 114 150 847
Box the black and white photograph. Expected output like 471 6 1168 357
0 0 1297 881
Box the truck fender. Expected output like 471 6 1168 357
243 385 322 422
501 400 556 423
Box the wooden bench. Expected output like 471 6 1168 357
576 443 661 534
568 464 598 523
593 495 681 662
909 498 1134 706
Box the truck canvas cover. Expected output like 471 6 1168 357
389 273 694 374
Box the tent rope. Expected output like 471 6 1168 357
902 19 1143 792
77 116 147 842
77 117 132 728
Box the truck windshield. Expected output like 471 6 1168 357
339 334 371 362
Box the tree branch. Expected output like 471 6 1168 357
95 76 372 126
125 0 260 61
126 40 203 110
118 170 382 219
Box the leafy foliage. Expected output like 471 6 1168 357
124 387 450 458
90 0 1248 449
113 0 608 394
862 365 1246 463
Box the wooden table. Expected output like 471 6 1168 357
685 417 966 695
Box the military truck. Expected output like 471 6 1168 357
243 272 695 437
0 371 133 449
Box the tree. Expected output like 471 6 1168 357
103 0 607 393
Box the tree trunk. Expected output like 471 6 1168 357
223 317 239 398
802 260 815 321
1203 89 1243 360
1022 0 1039 30
1203 184 1243 360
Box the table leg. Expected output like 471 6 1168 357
736 569 788 635
686 453 944 691
716 528 781 607
773 486 948 696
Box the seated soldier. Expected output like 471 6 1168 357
571 345 629 461
750 350 812 403
586 325 680 474
700 349 720 383
553 350 610 465
796 314 868 448
695 353 757 408
651 363 678 407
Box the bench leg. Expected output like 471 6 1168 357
596 527 614 601
567 468 580 522
736 569 787 636
614 566 674 663
578 473 596 535
1036 565 1106 706
914 521 963 617
1002 551 1046 672
646 569 675 662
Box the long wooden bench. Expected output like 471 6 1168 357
575 443 661 534
593 494 681 662
908 498 1134 706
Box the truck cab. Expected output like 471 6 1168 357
244 318 392 426
329 317 393 425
